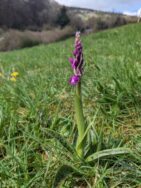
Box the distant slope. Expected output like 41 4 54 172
0 22 141 70
67 6 137 23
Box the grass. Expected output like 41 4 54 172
0 23 141 187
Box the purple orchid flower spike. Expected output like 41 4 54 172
68 32 86 158
69 31 84 85
70 75 80 85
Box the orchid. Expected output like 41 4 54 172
69 32 84 85
68 31 131 161
69 32 86 158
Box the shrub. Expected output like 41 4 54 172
114 16 127 26
70 16 86 32
0 30 41 51
0 26 74 51
86 15 128 32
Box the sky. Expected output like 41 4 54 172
55 0 141 15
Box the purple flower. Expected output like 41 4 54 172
69 75 80 85
69 32 84 85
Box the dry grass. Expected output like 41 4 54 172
0 26 74 51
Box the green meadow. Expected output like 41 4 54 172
0 23 141 187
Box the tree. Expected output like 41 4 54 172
56 6 70 28
0 0 60 30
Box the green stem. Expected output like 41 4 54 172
74 81 86 158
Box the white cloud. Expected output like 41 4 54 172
55 0 141 12
123 11 137 16
123 8 141 16
55 0 72 6
56 0 114 10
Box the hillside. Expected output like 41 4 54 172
0 1 138 52
0 23 141 187
67 6 137 23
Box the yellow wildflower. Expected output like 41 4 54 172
10 77 17 82
0 72 3 77
11 71 19 77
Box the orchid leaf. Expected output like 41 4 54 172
86 148 131 162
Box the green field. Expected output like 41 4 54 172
0 23 141 187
